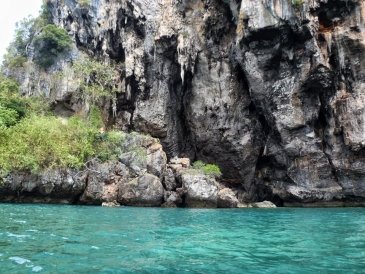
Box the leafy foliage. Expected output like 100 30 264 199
0 74 125 174
2 3 71 70
192 160 222 178
292 0 304 7
79 0 91 8
2 15 48 69
33 24 72 68
73 57 119 101
2 17 33 68
0 74 50 126
0 114 125 173
0 107 19 127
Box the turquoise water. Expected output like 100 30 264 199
0 205 364 273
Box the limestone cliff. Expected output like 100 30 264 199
9 0 365 206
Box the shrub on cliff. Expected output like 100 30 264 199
292 0 304 7
2 15 48 69
33 24 72 68
0 75 50 126
73 57 119 101
0 114 124 173
79 0 91 8
192 160 222 178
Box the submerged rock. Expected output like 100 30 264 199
102 201 120 207
252 201 277 208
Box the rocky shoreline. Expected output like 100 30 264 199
0 133 363 208
2 0 365 207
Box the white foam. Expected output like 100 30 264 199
9 256 31 265
7 233 30 239
91 246 100 250
14 220 27 224
32 266 43 272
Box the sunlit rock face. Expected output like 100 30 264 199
27 0 365 205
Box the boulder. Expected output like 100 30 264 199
163 168 179 190
147 143 167 178
217 188 239 208
162 190 183 207
79 161 129 204
181 171 218 208
118 174 164 206
102 201 121 207
252 201 277 208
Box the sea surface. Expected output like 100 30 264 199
0 204 364 273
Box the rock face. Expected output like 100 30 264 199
119 174 164 206
180 171 219 208
4 0 365 206
0 169 86 203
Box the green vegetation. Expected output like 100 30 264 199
292 0 304 7
0 75 49 127
2 3 72 70
0 74 130 174
192 160 222 178
33 24 72 68
73 57 119 102
79 0 91 8
0 3 131 175
2 17 38 69
0 114 125 173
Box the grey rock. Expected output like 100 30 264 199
0 169 86 203
181 171 219 208
102 201 121 207
163 168 179 191
5 0 365 206
147 143 167 178
218 188 239 208
79 161 128 205
252 201 277 208
118 174 164 206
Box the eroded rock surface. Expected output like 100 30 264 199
3 0 365 207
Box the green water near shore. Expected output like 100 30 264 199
0 204 364 273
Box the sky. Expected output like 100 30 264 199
0 0 43 62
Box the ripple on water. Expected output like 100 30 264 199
9 257 43 272
32 266 43 272
6 232 31 239
1 205 365 273
13 220 27 224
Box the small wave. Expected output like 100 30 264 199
14 220 27 224
91 246 100 250
7 232 31 239
32 266 43 272
9 256 31 265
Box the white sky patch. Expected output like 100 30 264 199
0 0 43 62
